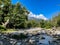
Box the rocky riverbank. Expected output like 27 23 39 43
0 32 60 45
12 28 60 36
0 28 60 45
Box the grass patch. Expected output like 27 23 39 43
2 29 17 33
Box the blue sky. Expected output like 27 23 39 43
11 0 60 19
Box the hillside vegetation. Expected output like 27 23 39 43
0 0 60 31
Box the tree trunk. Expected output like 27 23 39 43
2 19 9 28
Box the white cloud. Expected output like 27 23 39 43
28 12 48 20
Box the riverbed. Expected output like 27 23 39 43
0 32 60 45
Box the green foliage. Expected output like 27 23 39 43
39 19 52 29
27 20 40 28
0 25 6 31
52 13 60 27
40 19 45 28
0 0 29 29
57 19 60 26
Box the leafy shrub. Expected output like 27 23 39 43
0 25 6 31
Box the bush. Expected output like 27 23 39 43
0 25 6 31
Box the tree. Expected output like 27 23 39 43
40 19 45 28
0 0 29 29
52 13 60 27
0 0 11 27
6 2 29 29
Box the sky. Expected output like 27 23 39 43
11 0 60 19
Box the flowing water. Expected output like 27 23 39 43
16 34 60 45
0 32 60 45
